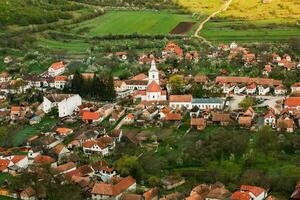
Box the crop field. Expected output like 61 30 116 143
201 20 300 43
36 39 91 54
70 11 195 36
175 0 300 21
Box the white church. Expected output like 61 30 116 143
139 60 167 102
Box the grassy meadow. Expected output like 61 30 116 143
70 10 195 36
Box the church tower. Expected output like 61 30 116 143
148 60 159 85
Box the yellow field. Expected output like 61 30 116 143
175 0 300 21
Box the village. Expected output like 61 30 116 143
0 41 300 200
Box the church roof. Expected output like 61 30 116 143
147 81 161 92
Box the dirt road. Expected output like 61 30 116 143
194 0 233 46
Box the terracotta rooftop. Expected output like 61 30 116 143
50 61 65 70
169 95 192 102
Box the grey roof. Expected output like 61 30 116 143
192 98 224 104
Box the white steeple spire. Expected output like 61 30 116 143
148 60 159 85
150 59 158 72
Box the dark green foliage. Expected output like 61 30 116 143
71 70 116 101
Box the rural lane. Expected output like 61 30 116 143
194 0 233 46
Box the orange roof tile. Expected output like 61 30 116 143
147 81 161 92
165 113 181 121
50 61 65 70
232 191 251 200
34 155 55 165
11 106 21 112
54 75 68 81
131 73 148 81
240 185 266 197
54 162 76 173
82 112 101 121
169 95 192 102
56 127 73 135
285 97 300 107
11 155 26 164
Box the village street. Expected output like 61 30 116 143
228 95 284 112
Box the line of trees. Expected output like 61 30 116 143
71 70 116 101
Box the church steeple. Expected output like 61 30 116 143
148 60 159 85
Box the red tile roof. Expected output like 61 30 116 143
34 155 55 165
54 162 76 173
56 127 73 136
146 81 161 92
82 112 101 121
92 176 136 196
190 118 205 126
169 95 192 102
240 185 266 197
11 106 21 112
285 97 300 107
54 75 68 81
131 73 148 81
11 155 26 164
165 113 181 121
231 191 251 200
50 61 65 70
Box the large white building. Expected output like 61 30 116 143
48 61 66 77
43 94 82 117
169 95 225 110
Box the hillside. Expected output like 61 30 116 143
0 0 87 26
175 0 300 21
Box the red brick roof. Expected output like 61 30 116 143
131 73 148 81
169 95 192 102
147 81 161 92
11 155 26 164
164 42 183 57
50 61 65 70
190 118 205 126
11 106 21 112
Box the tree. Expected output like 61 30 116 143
169 75 185 94
239 96 255 111
114 155 142 178
71 70 83 94
255 126 279 156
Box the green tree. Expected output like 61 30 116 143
169 75 185 94
255 126 279 156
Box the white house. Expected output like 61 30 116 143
274 85 286 95
192 98 225 110
291 82 300 93
264 110 276 128
230 42 238 49
83 140 109 156
246 83 257 95
99 167 117 182
42 94 82 118
232 185 267 200
48 61 66 77
54 76 68 89
258 85 270 95
234 85 246 94
91 176 136 200
222 83 235 94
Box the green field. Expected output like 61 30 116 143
201 20 300 43
36 39 91 54
12 117 57 147
71 11 195 36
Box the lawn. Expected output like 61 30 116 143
36 39 91 54
0 173 12 185
71 10 195 36
12 117 57 147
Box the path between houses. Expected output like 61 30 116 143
193 0 233 47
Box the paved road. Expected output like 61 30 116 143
194 0 233 47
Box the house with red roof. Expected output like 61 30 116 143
48 61 66 77
232 185 267 200
272 53 281 63
91 176 136 200
190 118 206 130
274 85 286 96
276 116 295 133
246 83 257 95
20 187 36 200
82 111 102 123
56 127 73 137
53 162 76 175
54 75 68 89
33 155 57 167
284 97 300 111
124 113 135 124
291 82 300 93
82 136 114 156
264 109 276 128
263 64 272 76
162 41 183 59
